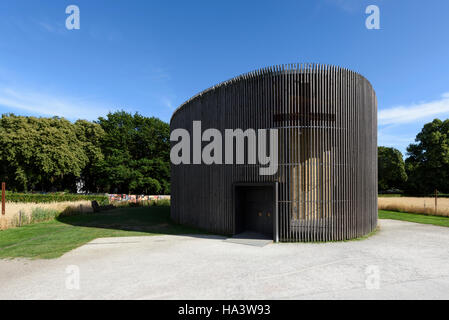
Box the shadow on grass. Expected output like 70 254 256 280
56 205 211 236
0 205 221 259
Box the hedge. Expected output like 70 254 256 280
4 192 109 205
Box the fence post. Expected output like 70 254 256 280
435 189 438 215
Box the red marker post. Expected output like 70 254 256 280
2 182 5 216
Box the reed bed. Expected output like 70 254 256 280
1 200 94 230
378 197 449 217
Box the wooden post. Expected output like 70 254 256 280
435 189 438 215
1 182 5 230
1 182 5 215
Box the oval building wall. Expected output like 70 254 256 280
170 64 377 242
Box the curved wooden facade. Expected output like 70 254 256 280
170 64 377 241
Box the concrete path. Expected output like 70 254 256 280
1 219 449 299
223 231 273 247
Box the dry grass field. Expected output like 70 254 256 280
378 197 449 217
1 200 93 230
2 197 448 231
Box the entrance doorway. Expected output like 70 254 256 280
234 183 278 240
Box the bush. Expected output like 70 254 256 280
154 199 170 206
5 192 109 205
9 210 30 228
7 208 59 228
110 199 170 207
30 208 60 223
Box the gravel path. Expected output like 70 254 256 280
1 219 449 299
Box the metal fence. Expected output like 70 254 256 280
170 63 377 241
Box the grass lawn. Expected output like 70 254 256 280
0 206 206 259
3 206 449 260
379 210 449 228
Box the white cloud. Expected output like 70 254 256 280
378 92 449 125
326 0 360 13
378 129 414 154
160 97 174 110
0 87 111 120
35 20 66 35
150 68 171 82
38 22 55 33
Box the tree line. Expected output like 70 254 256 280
1 110 446 195
379 118 449 194
0 111 170 194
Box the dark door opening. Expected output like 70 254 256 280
235 184 276 238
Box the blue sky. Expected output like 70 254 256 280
0 0 448 155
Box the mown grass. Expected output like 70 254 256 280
3 206 449 260
0 206 205 259
379 210 449 228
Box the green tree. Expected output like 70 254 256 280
0 111 170 194
74 120 105 193
405 119 449 194
378 146 407 191
95 111 170 194
0 114 89 191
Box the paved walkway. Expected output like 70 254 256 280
1 219 449 299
